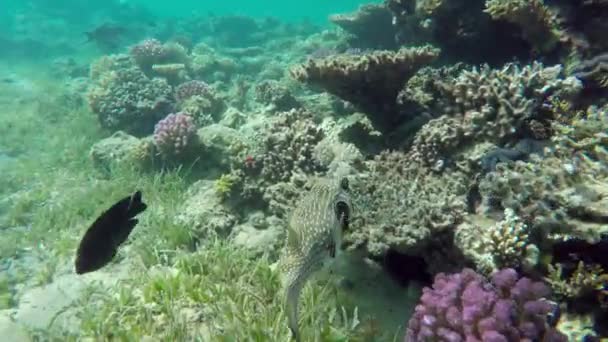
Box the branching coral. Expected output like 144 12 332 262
290 46 439 133
258 109 326 184
546 262 604 300
571 52 608 89
408 62 581 167
174 80 225 126
153 112 198 158
455 209 535 274
478 105 608 242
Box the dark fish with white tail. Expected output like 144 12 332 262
75 190 147 274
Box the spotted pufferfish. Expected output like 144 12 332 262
277 177 352 342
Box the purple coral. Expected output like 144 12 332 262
153 112 197 157
175 80 214 102
406 268 567 342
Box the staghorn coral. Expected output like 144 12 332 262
405 268 567 341
407 62 582 168
545 262 604 300
478 105 608 242
484 0 561 53
87 67 174 136
345 150 468 259
153 112 198 159
290 46 439 133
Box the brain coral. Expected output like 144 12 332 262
87 67 174 135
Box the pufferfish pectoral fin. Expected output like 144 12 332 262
328 240 336 258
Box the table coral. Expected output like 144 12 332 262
290 46 439 133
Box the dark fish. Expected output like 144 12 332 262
84 23 128 50
75 190 147 274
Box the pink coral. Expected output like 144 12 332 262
406 268 567 342
153 112 197 157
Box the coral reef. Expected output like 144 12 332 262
406 268 567 341
455 209 536 275
571 52 608 89
254 80 300 111
290 46 439 133
87 67 174 135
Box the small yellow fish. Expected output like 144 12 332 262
278 177 352 341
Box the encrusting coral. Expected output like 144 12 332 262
345 150 468 262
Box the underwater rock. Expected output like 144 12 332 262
89 132 154 172
175 180 238 240
231 218 282 258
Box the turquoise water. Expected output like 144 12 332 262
0 0 606 341
134 0 381 23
